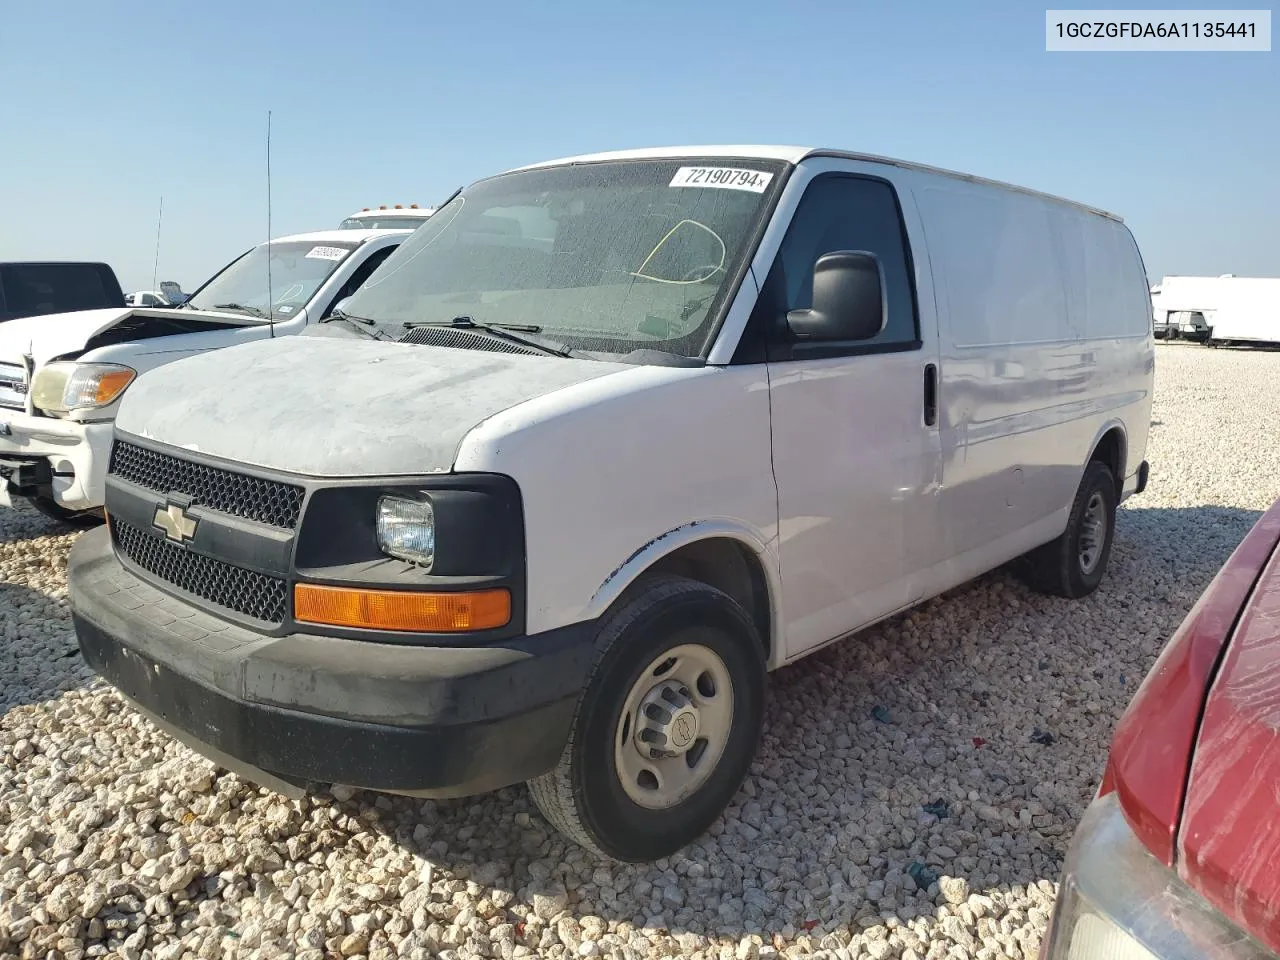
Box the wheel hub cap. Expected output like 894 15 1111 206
635 681 701 757
1079 490 1107 575
613 643 735 810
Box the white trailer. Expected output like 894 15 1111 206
1153 274 1280 346
1203 277 1280 345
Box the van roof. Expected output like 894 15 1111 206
509 145 1122 222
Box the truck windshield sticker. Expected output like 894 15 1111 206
669 166 774 193
305 246 350 261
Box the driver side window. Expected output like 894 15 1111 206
741 175 920 361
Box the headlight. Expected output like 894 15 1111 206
30 362 136 415
1050 887 1159 959
1042 793 1272 960
376 494 435 569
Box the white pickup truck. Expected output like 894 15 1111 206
0 228 408 523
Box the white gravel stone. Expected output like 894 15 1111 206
1 344 1277 958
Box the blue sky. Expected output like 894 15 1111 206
1 1 1275 292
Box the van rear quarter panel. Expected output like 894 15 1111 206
453 364 779 642
912 176 1153 577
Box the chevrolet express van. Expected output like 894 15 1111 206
68 146 1155 862
0 229 409 524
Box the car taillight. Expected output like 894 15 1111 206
1101 501 1280 865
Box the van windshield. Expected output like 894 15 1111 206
185 240 360 320
340 158 786 358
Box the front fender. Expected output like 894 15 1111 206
584 518 784 669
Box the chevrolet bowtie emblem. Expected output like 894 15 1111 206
153 502 198 543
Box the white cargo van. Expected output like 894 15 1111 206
0 228 408 522
68 146 1154 862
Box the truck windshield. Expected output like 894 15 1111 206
340 158 786 358
0 263 124 320
339 216 430 229
185 240 360 320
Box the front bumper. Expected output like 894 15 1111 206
0 409 112 509
69 527 597 798
1040 793 1274 959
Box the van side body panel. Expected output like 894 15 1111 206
909 174 1153 597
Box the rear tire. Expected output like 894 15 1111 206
1020 460 1117 599
528 575 766 862
26 496 104 529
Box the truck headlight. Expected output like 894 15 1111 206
1041 793 1272 960
376 494 435 569
31 362 136 416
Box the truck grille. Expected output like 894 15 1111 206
112 517 288 624
109 441 304 530
0 362 28 411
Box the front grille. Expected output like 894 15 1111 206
113 518 288 624
109 441 304 529
398 325 543 356
0 362 28 411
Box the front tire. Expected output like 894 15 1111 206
528 575 766 861
1020 460 1117 599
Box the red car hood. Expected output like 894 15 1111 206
1178 538 1280 952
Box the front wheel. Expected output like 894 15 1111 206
1019 460 1117 599
528 575 766 862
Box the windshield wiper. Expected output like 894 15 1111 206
211 302 270 320
320 306 392 341
402 316 576 358
405 316 543 333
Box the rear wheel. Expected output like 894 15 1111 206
528 575 765 861
26 496 104 529
1020 460 1117 599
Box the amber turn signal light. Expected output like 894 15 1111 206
293 584 511 632
94 369 136 405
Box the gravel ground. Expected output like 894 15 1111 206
3 343 1280 960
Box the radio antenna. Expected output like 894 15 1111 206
266 110 274 336
151 196 163 292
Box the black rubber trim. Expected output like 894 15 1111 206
69 530 596 797
1137 460 1150 495
76 613 576 797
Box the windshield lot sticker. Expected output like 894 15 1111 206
305 246 350 261
669 167 774 193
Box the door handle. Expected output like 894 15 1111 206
923 363 938 427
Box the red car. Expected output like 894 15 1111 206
1042 498 1280 960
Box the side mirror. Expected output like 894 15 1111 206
786 250 885 342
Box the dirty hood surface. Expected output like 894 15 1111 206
1177 541 1280 953
115 336 633 476
0 307 262 366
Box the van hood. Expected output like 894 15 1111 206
0 307 264 366
115 336 634 476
